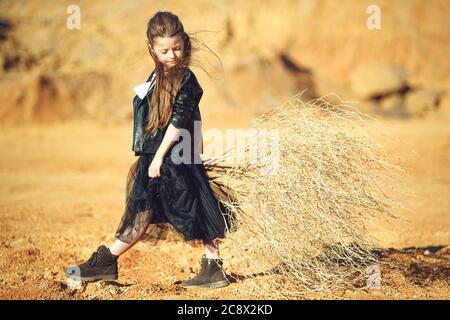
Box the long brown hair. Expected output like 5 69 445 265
145 11 223 134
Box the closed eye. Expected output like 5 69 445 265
161 47 181 54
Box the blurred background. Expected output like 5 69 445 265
0 0 448 299
1 0 449 125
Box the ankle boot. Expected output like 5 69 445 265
180 255 230 288
64 245 119 282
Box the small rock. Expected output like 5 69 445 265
10 237 26 248
436 246 450 256
350 63 407 98
379 95 408 117
107 286 122 295
65 278 83 290
38 280 49 291
405 88 442 116
95 281 106 290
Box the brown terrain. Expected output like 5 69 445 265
0 0 449 299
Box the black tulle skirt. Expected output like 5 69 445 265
115 151 233 246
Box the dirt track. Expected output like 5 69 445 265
0 116 448 300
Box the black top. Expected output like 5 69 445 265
131 67 204 162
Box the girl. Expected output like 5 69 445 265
64 11 231 289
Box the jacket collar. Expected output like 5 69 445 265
133 69 157 99
134 67 190 101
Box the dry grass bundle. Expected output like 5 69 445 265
204 92 407 299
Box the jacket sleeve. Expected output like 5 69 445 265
170 73 202 130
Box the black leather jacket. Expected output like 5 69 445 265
132 67 203 158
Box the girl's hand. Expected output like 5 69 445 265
148 155 163 178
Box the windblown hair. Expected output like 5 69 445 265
145 11 222 134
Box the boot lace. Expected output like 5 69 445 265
87 252 97 268
87 249 104 268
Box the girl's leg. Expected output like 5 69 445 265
109 234 144 257
110 211 151 256
204 239 220 259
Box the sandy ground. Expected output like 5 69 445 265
0 116 448 300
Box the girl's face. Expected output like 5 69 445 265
151 34 185 70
